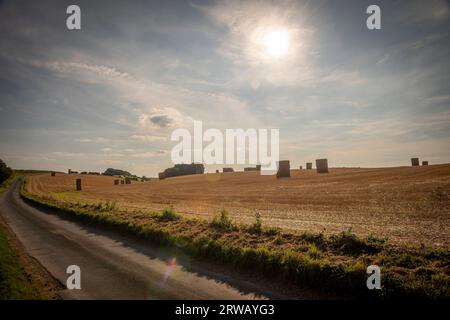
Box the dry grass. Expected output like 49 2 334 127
27 165 450 247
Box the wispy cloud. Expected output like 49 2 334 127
130 134 167 142
29 60 129 80
130 150 168 158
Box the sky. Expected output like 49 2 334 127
0 0 449 176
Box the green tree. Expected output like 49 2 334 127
0 159 12 184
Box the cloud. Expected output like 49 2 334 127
321 70 366 85
130 134 167 142
1 0 449 176
28 60 129 80
195 0 318 87
75 137 109 143
138 107 193 129
75 138 92 143
131 150 168 158
52 151 86 157
376 54 390 65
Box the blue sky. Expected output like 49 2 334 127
0 0 449 176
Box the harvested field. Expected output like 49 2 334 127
27 165 450 247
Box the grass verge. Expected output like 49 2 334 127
1 172 61 299
20 177 450 300
0 221 42 299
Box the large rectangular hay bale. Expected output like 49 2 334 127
114 179 119 185
276 160 290 178
411 158 419 166
223 168 234 173
76 178 82 191
422 161 428 166
306 162 312 170
316 158 329 173
125 177 131 184
158 172 166 180
51 172 56 176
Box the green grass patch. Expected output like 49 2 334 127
210 209 235 231
0 222 41 299
157 207 180 221
0 174 43 299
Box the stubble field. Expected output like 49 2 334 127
27 164 450 247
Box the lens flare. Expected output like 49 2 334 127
162 257 177 284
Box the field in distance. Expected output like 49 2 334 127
27 164 450 247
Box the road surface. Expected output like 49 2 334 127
0 180 279 299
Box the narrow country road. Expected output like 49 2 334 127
0 180 278 299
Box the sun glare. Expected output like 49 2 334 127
263 29 290 58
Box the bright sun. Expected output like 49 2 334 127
263 29 290 58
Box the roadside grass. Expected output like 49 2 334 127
20 177 450 299
0 173 17 194
0 171 47 299
0 223 41 299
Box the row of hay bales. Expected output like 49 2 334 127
58 155 433 189
207 159 328 178
67 169 100 175
52 176 132 191
276 158 329 178
411 158 429 166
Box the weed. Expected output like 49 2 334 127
210 209 234 230
157 207 179 221
248 210 262 234
307 243 321 259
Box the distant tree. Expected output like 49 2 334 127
103 168 132 177
0 159 13 184
163 163 204 178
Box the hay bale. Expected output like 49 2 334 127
51 172 56 176
276 160 290 178
256 165 261 171
120 180 124 184
158 172 166 180
422 161 429 166
299 166 303 170
68 169 71 174
125 177 131 184
223 168 234 173
315 158 329 173
306 162 312 170
244 167 258 171
76 178 82 191
411 158 419 166
114 179 119 185
216 169 219 173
